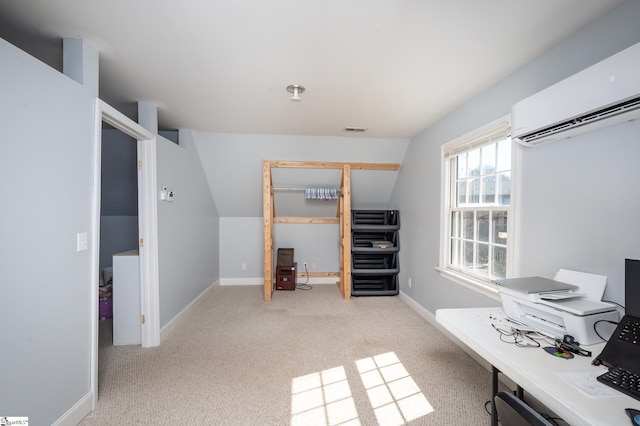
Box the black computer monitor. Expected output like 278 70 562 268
625 258 640 317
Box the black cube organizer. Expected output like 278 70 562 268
351 210 400 296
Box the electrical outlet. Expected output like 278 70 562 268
241 263 247 270
311 262 317 269
303 261 308 269
408 277 412 288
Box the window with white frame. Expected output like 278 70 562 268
441 118 513 286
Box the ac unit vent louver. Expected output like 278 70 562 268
344 127 367 133
517 95 640 144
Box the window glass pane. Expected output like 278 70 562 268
477 211 489 242
468 149 480 178
469 178 480 204
477 243 489 276
482 175 496 204
498 172 511 206
444 124 512 283
457 154 467 179
463 211 474 240
457 181 467 205
492 211 508 245
481 143 496 175
493 246 507 278
451 211 461 238
463 241 474 268
496 138 511 172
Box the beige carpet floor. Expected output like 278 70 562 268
81 284 492 425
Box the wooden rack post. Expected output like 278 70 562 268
263 161 274 301
262 160 399 301
339 164 352 299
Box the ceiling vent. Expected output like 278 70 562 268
343 127 367 133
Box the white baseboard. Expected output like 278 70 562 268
220 277 338 286
398 290 491 371
52 390 93 426
220 277 263 286
160 280 217 342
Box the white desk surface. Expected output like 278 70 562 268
436 307 638 426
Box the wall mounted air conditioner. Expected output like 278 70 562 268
511 42 640 146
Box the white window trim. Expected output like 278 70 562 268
437 114 518 300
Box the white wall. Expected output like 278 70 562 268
390 0 640 315
0 38 95 424
157 130 220 327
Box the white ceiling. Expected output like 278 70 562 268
0 0 622 139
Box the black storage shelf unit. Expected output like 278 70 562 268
351 210 400 232
351 210 400 296
351 231 399 253
352 253 399 275
352 275 398 296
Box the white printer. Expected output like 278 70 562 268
495 274 619 345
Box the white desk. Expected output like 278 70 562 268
436 307 637 426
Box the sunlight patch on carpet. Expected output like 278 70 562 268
291 366 360 426
356 352 433 424
290 352 432 426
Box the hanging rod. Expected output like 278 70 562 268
272 187 341 193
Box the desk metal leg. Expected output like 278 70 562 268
491 365 499 426
517 385 524 401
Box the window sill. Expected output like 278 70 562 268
435 266 501 302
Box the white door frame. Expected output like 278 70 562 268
90 99 160 407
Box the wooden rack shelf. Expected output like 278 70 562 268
263 160 400 301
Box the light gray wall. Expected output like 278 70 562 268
219 218 340 280
194 132 409 280
100 129 139 271
274 223 340 274
157 130 220 327
193 133 410 217
517 121 640 306
0 38 95 424
99 216 139 272
390 0 640 314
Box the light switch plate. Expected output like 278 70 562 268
77 232 88 252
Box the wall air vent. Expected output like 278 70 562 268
343 127 367 133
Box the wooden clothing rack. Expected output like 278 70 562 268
262 160 400 301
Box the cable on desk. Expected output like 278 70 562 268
491 323 548 348
593 319 618 342
602 300 624 310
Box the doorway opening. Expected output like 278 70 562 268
90 99 160 407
